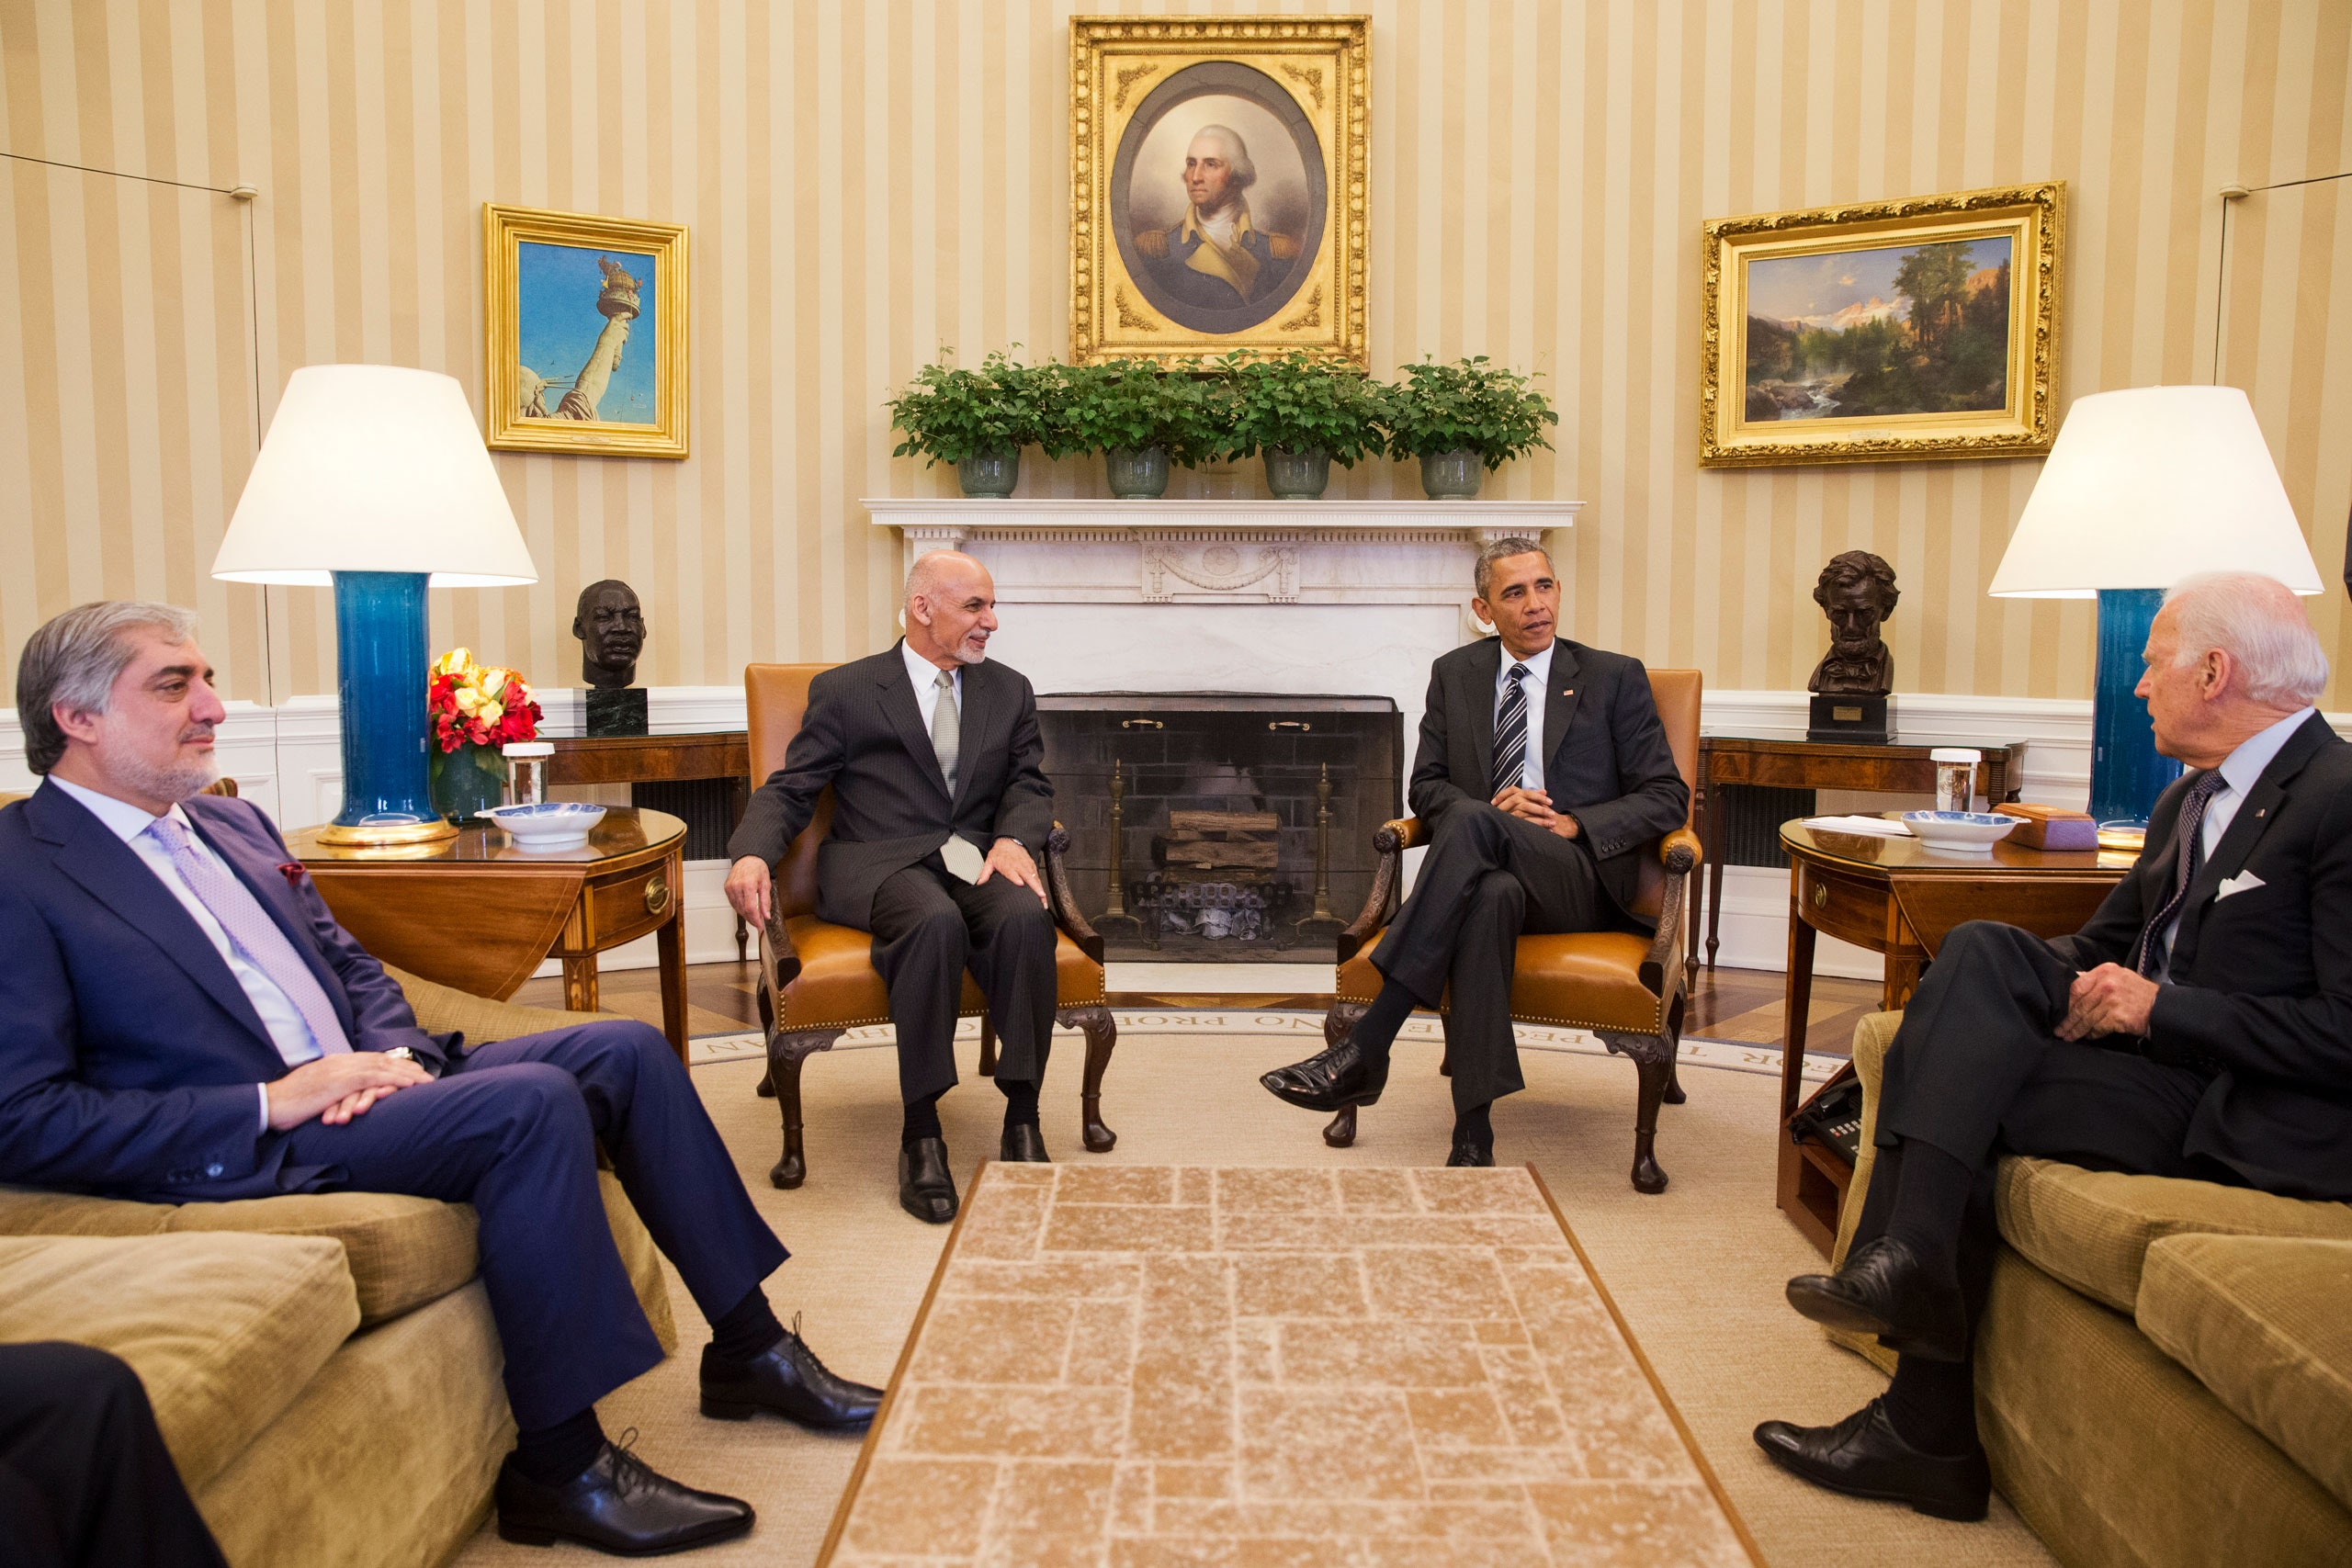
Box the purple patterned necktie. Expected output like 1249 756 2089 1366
148 817 351 1058
2132 770 2229 979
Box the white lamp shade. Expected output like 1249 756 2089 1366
211 365 538 587
1987 385 2320 599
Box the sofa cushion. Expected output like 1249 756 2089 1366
0 1233 359 1492
160 1193 479 1327
0 1184 174 1236
381 962 616 1043
2136 1235 2352 1513
1996 1157 2352 1313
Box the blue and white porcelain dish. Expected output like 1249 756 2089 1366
1902 809 2028 853
480 802 606 847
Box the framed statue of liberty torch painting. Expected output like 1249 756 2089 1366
1071 16 1369 366
483 203 690 458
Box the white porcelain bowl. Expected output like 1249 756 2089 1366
481 802 606 848
1902 810 2027 853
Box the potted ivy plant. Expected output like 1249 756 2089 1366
1054 360 1222 499
885 348 1050 498
1219 352 1387 500
1384 355 1559 498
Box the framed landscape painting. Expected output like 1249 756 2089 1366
1070 15 1369 366
1700 183 2063 466
483 203 689 458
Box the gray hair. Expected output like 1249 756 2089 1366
16 601 199 773
1189 125 1257 190
1474 536 1554 600
2163 570 2329 708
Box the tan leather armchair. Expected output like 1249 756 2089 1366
1321 669 1704 1193
742 663 1118 1190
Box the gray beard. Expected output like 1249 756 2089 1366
118 750 220 805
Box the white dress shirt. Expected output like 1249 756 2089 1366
1491 642 1555 795
2160 706 2313 973
901 637 962 729
50 777 322 1130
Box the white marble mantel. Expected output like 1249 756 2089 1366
865 496 1582 752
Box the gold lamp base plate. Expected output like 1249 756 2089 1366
312 818 459 849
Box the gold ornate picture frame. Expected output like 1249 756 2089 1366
483 203 689 458
1700 182 2062 467
1070 15 1369 367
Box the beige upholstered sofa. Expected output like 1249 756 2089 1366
0 968 679 1568
1832 1011 2352 1567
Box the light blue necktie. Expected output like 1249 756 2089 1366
149 817 350 1059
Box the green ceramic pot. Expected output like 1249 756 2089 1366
1262 446 1332 500
956 449 1021 498
429 741 508 825
1419 448 1486 499
1104 446 1170 500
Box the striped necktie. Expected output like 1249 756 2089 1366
148 816 351 1060
2132 769 2228 979
1493 662 1532 792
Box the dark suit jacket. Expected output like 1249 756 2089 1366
1409 637 1690 922
726 645 1057 930
2046 711 2352 1199
0 784 447 1202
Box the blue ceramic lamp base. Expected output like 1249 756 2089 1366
2086 587 2184 830
313 570 458 847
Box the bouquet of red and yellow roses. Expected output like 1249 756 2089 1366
428 648 543 752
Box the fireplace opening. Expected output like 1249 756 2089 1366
1036 694 1403 962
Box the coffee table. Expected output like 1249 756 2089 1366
817 1162 1760 1566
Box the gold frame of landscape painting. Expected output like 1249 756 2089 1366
1070 15 1369 367
483 203 690 458
1700 182 2063 467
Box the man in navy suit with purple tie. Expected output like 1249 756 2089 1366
0 602 882 1558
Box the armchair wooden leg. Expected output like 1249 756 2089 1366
978 1017 998 1077
765 1027 842 1190
755 979 776 1097
1060 1003 1119 1152
1663 1050 1687 1106
1599 1030 1673 1195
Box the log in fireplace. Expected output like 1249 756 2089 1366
1035 694 1403 962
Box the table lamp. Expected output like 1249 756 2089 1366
1988 384 2321 827
212 365 538 846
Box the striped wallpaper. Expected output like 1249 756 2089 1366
2 0 2347 706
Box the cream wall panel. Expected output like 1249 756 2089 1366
1 0 2346 705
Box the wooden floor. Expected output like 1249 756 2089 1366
516 959 1886 1059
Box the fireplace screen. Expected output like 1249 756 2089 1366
1036 694 1402 962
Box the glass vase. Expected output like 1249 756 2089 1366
429 740 508 825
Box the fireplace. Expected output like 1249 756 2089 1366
1037 694 1403 962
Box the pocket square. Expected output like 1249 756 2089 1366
2215 871 2266 900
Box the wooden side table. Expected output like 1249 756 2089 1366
548 730 756 960
1773 818 2132 1254
289 808 693 1064
1688 736 2029 986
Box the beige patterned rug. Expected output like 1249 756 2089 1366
820 1162 1760 1566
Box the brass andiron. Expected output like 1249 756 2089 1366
1098 760 1142 939
1296 762 1342 938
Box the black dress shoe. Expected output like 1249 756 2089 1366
1753 1399 1991 1520
1785 1235 1969 1361
700 1321 883 1430
899 1137 958 1224
1260 1039 1389 1113
1445 1140 1495 1168
1000 1122 1051 1163
495 1436 753 1554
